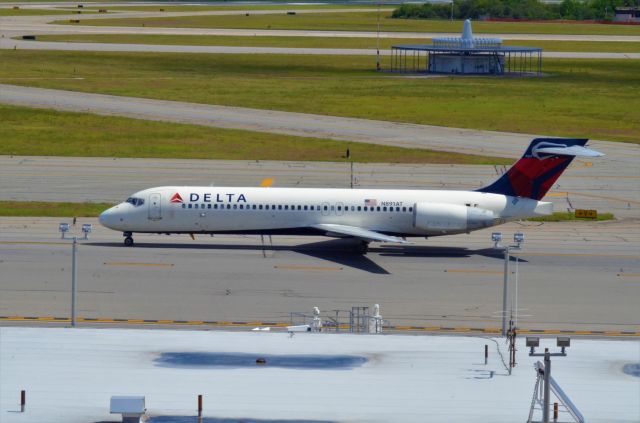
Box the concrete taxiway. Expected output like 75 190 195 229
1 216 638 332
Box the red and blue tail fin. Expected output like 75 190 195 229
477 138 603 200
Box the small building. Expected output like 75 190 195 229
390 20 542 76
614 7 640 23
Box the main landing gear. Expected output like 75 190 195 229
123 232 134 247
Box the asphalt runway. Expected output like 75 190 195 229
1 217 638 333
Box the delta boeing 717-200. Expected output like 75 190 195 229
99 138 602 253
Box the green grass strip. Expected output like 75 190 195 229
0 201 112 217
31 34 640 53
60 13 640 35
99 5 387 12
0 105 509 165
0 8 78 16
527 212 615 222
1 51 637 144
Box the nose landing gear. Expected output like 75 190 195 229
123 232 134 247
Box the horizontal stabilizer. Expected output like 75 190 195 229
311 224 409 244
478 138 604 200
534 145 604 158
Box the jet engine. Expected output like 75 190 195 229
413 202 494 233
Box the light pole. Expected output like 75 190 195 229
492 231 524 336
71 236 77 327
527 337 570 423
59 222 92 327
376 0 381 71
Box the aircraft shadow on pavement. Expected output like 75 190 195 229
89 239 526 274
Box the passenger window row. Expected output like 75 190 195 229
181 203 414 213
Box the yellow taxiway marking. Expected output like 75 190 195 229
571 160 593 168
546 191 639 205
445 269 503 275
103 262 174 268
1 316 637 336
260 178 275 187
513 252 640 260
571 192 640 205
274 265 343 271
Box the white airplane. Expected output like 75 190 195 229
99 138 602 253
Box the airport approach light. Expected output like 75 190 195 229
491 232 525 336
59 222 70 238
514 231 525 246
528 337 571 423
526 336 540 354
81 224 92 239
556 336 570 354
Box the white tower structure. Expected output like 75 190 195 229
461 19 474 48
369 304 383 334
312 306 323 332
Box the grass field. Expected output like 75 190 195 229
32 34 640 53
1 51 637 143
95 5 388 12
62 12 640 35
0 201 112 217
0 104 508 164
0 8 78 16
527 211 615 222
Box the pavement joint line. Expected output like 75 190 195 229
444 269 503 274
103 261 174 267
0 316 637 336
274 264 343 271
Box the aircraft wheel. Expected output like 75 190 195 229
124 236 134 247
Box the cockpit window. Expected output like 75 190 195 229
126 197 145 207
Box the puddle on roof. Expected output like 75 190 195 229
623 363 640 377
149 418 336 423
154 352 366 370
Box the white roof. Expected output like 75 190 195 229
1 327 638 422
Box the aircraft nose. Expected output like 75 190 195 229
99 206 119 229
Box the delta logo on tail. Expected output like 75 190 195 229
170 193 184 203
478 138 603 201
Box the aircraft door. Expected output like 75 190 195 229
335 202 345 216
148 193 162 220
321 202 330 216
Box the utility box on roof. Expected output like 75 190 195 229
110 396 146 423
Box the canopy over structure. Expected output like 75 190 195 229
390 20 542 76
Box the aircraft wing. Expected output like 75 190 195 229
311 224 409 244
